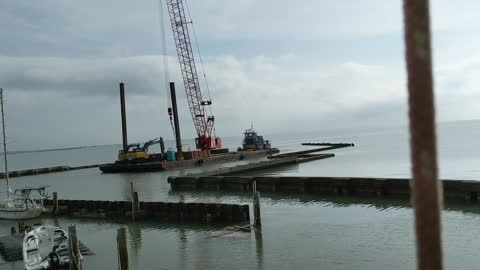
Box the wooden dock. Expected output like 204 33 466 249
186 154 334 177
168 176 480 203
270 143 354 159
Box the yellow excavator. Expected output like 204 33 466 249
117 137 165 162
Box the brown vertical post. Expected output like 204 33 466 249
53 192 58 214
117 227 129 270
169 82 183 160
120 83 128 153
402 0 443 269
68 225 81 270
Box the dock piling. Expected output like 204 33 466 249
133 192 139 212
130 182 135 222
53 192 59 214
18 221 24 234
68 225 82 270
117 227 129 270
253 181 261 227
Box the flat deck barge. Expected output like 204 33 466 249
99 149 279 173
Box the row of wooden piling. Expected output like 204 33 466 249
168 176 480 203
43 182 263 270
113 180 263 270
46 195 250 223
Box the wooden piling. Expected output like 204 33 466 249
130 182 135 222
117 227 129 270
253 181 261 227
133 192 139 212
18 221 24 234
53 192 59 214
68 225 82 270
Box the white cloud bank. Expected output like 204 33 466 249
1 51 478 149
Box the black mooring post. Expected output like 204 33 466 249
169 82 183 160
120 83 128 153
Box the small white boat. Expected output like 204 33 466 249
0 89 47 220
23 225 72 270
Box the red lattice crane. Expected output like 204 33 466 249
166 0 221 150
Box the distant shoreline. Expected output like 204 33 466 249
4 145 103 155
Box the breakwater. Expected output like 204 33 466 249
168 176 480 202
43 199 250 223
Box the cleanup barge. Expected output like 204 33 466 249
100 122 278 173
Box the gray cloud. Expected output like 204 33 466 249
0 56 179 97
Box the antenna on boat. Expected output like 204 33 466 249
0 89 11 196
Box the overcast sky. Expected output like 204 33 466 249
0 0 479 150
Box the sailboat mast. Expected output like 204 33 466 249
0 89 10 194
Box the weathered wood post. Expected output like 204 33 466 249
18 221 24 233
253 181 261 227
53 192 59 214
117 227 129 270
130 182 135 222
133 192 139 212
68 225 82 270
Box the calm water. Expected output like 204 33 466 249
1 121 480 269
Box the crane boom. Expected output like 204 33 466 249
166 0 221 150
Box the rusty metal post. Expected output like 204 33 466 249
120 83 128 153
170 82 183 160
402 0 443 269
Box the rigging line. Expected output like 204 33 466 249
184 0 214 115
159 0 176 138
159 0 172 110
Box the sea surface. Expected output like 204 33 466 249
1 121 480 269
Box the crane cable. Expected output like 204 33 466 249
184 0 215 118
158 0 176 139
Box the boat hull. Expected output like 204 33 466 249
23 225 70 270
0 207 43 220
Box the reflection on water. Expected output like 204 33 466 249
254 227 264 270
0 192 480 269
